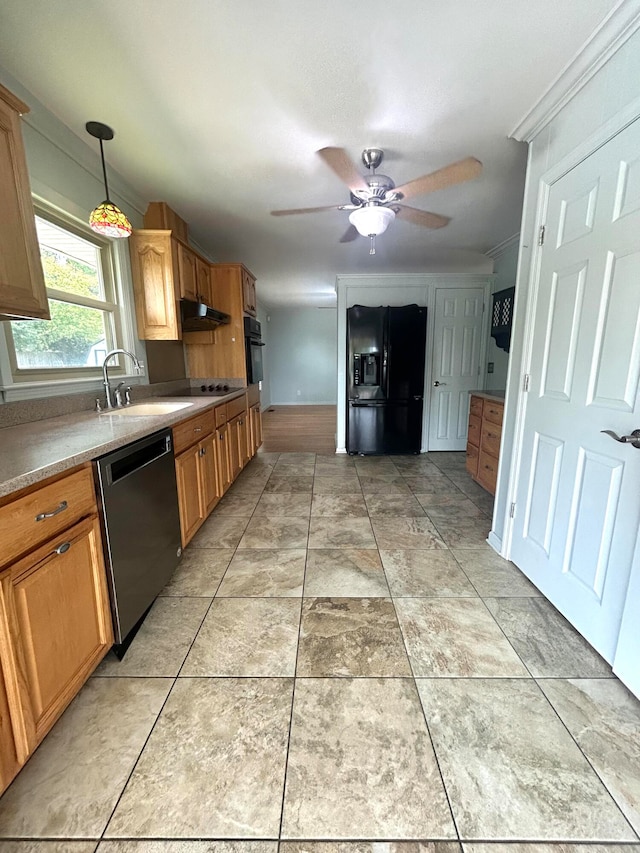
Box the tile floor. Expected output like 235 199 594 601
1 452 639 852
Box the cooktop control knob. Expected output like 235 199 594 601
200 385 206 392
207 384 215 392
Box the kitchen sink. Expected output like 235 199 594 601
102 401 194 417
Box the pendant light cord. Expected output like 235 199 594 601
99 138 111 202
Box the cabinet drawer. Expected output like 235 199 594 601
214 404 227 428
247 383 260 407
226 395 247 420
469 395 483 417
465 441 479 477
0 466 96 571
468 413 481 447
484 401 504 426
476 450 499 495
172 411 213 454
481 421 502 458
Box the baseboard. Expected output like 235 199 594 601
487 530 503 556
269 401 337 406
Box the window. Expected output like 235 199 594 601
6 210 125 380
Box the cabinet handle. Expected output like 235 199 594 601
193 427 202 433
54 541 71 555
35 500 68 522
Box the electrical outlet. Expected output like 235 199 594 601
487 362 494 374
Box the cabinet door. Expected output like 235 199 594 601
199 434 221 516
216 425 232 494
175 444 204 547
195 257 212 306
242 269 257 316
251 403 263 456
177 243 198 301
227 416 242 482
0 657 20 794
0 88 48 320
129 231 180 340
5 516 113 749
239 415 251 468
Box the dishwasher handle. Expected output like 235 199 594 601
101 431 173 487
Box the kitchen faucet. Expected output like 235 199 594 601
101 349 142 409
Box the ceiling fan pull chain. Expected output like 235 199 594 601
369 234 376 255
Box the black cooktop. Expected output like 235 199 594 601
184 384 240 397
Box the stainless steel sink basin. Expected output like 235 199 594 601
102 401 194 417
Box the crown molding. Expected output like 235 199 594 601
511 0 640 142
486 233 520 259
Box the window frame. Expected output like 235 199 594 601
0 199 145 400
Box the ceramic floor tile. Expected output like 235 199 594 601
311 494 368 517
416 678 636 841
463 846 640 853
278 453 317 463
160 548 233 597
297 597 411 677
538 678 640 833
253 493 312 516
273 463 316 476
402 477 455 495
213 493 261 516
238 516 309 549
191 515 250 549
106 678 293 838
484 597 613 677
99 843 278 853
395 598 528 677
308 517 376 549
380 550 478 597
412 493 469 510
95 597 210 677
180 598 300 676
0 845 97 853
359 480 413 495
364 494 426 516
429 517 491 548
0 678 170 838
216 549 306 597
444 474 490 502
313 474 363 492
281 846 461 853
451 548 541 597
225 478 268 496
315 460 356 474
281 678 455 839
304 549 389 597
423 500 485 519
264 476 314 493
371 517 446 550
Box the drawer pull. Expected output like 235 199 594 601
35 500 68 522
194 427 203 433
54 541 71 555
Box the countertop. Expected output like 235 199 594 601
469 390 506 403
0 390 246 499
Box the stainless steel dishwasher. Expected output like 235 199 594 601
94 428 182 650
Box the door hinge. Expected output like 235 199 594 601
523 373 530 392
538 225 546 246
510 502 516 518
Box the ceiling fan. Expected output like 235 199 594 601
271 147 483 254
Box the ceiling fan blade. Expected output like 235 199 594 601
393 157 482 201
317 147 368 193
394 205 451 229
339 224 359 243
271 204 344 216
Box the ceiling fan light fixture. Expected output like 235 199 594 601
86 120 132 239
348 205 395 237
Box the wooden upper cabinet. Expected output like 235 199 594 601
129 231 181 340
177 242 198 301
242 268 257 316
143 201 188 242
195 256 212 306
0 84 48 320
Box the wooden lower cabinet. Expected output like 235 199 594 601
250 403 263 455
0 515 113 766
466 393 504 495
0 660 20 792
216 423 233 494
175 433 222 547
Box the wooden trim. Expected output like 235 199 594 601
0 83 29 116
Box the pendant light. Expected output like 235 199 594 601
349 204 395 254
86 121 132 239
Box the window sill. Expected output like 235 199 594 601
1 374 147 403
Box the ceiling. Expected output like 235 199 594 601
0 0 620 306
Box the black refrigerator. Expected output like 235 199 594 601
346 304 427 454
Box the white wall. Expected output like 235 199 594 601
485 241 519 391
335 274 493 453
266 307 337 405
492 22 640 551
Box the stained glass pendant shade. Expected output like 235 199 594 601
86 121 132 239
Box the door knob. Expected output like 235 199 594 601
601 429 640 449
433 381 447 387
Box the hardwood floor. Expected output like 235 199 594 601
261 405 337 453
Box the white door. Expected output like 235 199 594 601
613 530 640 695
428 287 485 450
510 118 640 662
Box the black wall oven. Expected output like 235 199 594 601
244 316 264 384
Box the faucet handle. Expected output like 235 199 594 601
114 382 125 408
124 386 132 406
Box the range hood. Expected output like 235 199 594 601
180 299 231 332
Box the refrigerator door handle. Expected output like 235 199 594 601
412 395 423 401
